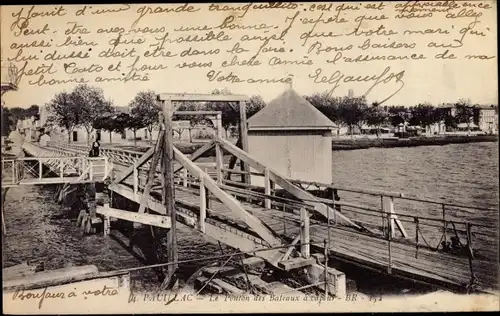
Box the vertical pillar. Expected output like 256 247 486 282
133 162 138 196
300 208 310 258
382 196 395 239
38 159 42 180
264 168 271 209
216 113 223 139
103 203 110 236
162 97 178 280
239 100 249 185
199 177 206 233
215 143 223 184
60 160 64 178
182 169 188 187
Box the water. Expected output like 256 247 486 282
2 142 498 292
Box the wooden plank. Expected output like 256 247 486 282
215 143 224 184
158 93 248 102
278 257 316 271
96 206 171 228
3 265 98 291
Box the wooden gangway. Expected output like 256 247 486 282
1 142 112 188
22 137 498 295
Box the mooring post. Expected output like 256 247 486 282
161 96 178 281
264 168 271 209
199 177 206 233
300 207 310 258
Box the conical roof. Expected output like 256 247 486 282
248 88 336 130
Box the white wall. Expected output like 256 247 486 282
248 130 333 187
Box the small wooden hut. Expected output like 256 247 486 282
247 88 336 187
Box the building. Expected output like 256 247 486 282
476 105 498 134
247 88 337 187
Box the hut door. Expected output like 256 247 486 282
72 131 78 142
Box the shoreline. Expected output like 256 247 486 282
331 135 499 151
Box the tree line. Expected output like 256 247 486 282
43 85 267 145
1 104 39 136
304 92 481 136
2 85 484 141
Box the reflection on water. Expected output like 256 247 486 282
2 142 498 292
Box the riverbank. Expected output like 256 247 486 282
332 135 499 151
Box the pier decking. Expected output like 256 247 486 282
10 137 496 295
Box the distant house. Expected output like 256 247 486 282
476 105 498 134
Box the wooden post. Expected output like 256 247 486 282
382 197 395 239
199 177 206 233
38 159 42 180
300 207 310 258
182 169 188 187
380 195 385 236
442 204 447 245
239 100 249 185
103 203 111 236
215 143 223 184
264 168 271 209
162 97 178 280
216 113 223 139
60 160 64 178
133 161 138 196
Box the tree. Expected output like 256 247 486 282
205 88 240 132
365 105 388 138
338 96 368 137
113 113 146 147
1 106 12 136
388 106 412 127
454 99 474 135
47 91 83 143
409 103 437 134
93 111 117 144
247 95 266 119
304 92 342 127
129 91 161 143
71 84 113 144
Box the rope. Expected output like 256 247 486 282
418 227 445 251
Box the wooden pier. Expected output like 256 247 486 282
3 93 497 297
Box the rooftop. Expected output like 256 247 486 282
248 88 336 131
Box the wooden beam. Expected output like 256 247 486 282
114 130 165 184
173 140 215 174
215 143 223 184
106 183 283 266
281 234 301 261
199 177 206 233
173 147 282 249
216 138 363 230
300 208 310 258
238 101 250 185
135 132 165 228
158 93 248 102
162 98 178 279
278 257 316 271
97 206 171 228
174 111 222 115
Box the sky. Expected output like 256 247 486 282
1 2 498 109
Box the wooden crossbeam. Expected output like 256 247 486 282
114 130 165 184
173 140 215 174
137 132 165 216
173 146 282 249
216 138 363 230
97 206 171 229
158 93 248 102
